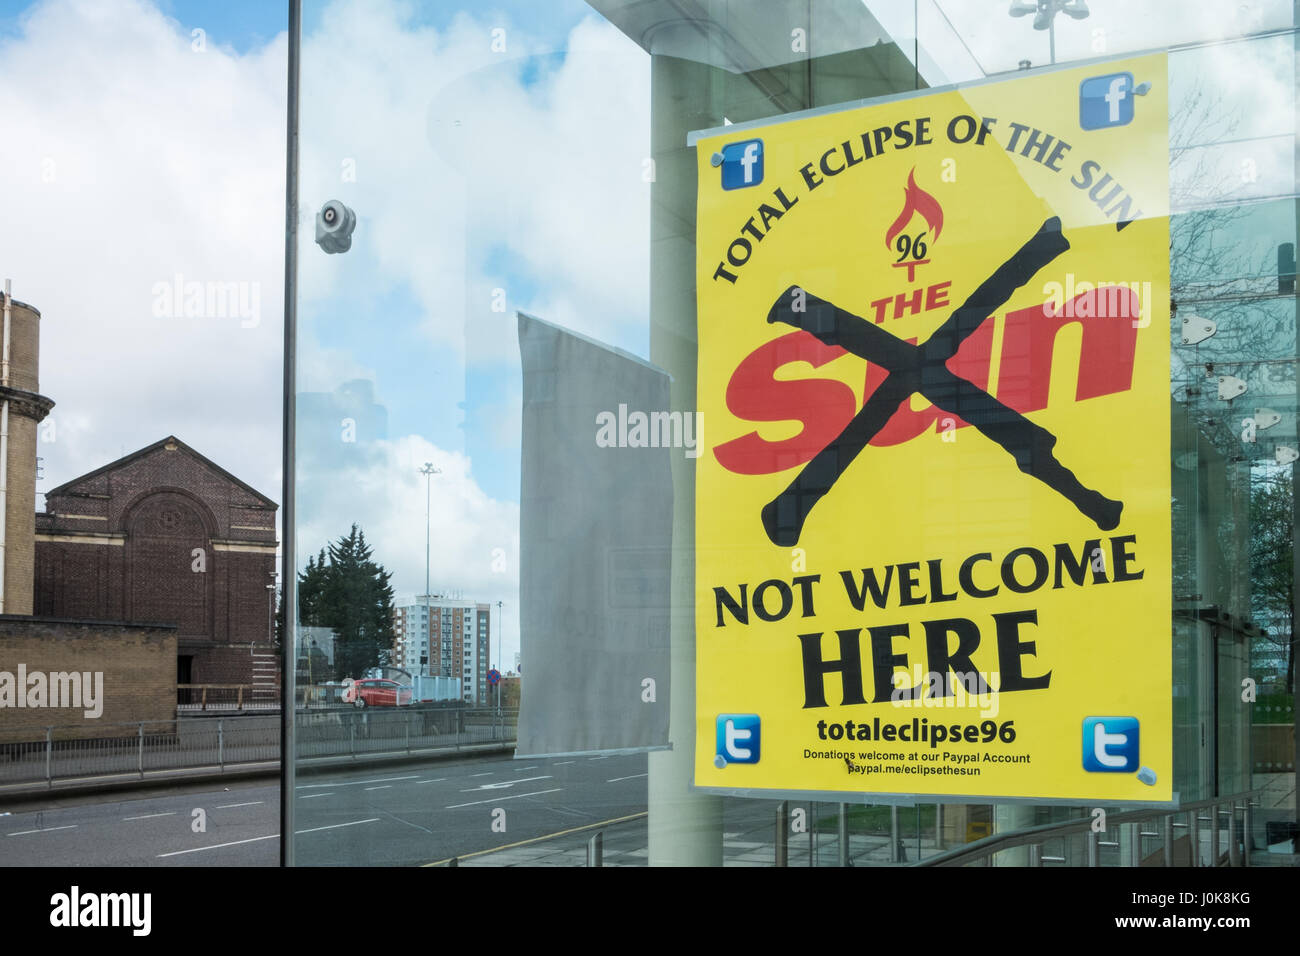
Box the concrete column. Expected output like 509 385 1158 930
645 28 727 867
941 803 970 846
638 11 921 866
992 804 1034 865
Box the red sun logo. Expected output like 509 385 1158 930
885 168 943 283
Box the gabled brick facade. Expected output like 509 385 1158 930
34 436 278 692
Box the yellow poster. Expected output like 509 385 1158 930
694 55 1171 803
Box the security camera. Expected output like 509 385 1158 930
315 199 356 254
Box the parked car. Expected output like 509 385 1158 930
348 678 413 708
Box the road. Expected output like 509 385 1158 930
293 750 650 865
1 750 652 866
1 778 280 866
3 751 904 867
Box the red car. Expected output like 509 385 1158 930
348 678 413 708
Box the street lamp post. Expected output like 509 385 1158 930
420 463 441 681
266 583 275 644
266 571 278 652
1008 0 1090 66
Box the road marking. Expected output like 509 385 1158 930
513 765 539 771
7 825 77 836
554 760 575 766
215 801 263 809
445 788 562 809
364 786 392 791
372 807 435 836
296 819 380 834
459 775 552 793
415 778 446 784
588 755 610 760
156 817 381 857
123 812 177 820
469 772 494 778
606 773 648 783
299 793 332 799
297 775 419 789
158 834 277 857
422 811 647 867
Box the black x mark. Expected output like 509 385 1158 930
760 217 1124 548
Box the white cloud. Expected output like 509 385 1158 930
0 0 286 507
1 2 642 518
1 0 649 672
297 1 651 364
296 433 520 667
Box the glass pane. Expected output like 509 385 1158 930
288 1 1298 867
920 0 1295 77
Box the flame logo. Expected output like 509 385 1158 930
884 168 943 250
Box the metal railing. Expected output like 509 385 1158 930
0 708 518 788
914 791 1261 867
294 707 517 760
0 717 279 787
177 684 278 712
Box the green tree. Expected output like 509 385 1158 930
1250 472 1296 694
297 548 329 628
298 526 395 680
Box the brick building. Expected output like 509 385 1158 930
34 436 279 695
0 616 177 740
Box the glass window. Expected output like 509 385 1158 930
286 0 1297 870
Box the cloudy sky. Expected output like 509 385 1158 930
1 0 1293 672
0 0 651 671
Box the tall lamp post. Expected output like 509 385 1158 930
266 577 276 646
306 637 315 708
420 463 441 681
497 599 503 714
1008 0 1090 66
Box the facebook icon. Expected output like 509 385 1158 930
720 139 764 190
715 714 761 765
1079 72 1135 130
1082 716 1140 773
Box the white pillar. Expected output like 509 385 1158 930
645 26 728 867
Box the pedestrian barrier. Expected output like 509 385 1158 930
0 707 518 788
913 791 1262 868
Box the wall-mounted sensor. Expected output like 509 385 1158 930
316 200 356 254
